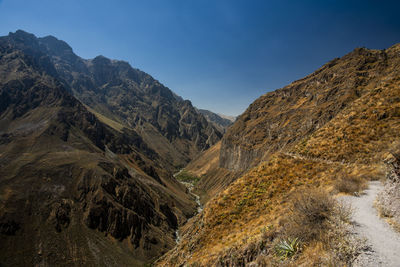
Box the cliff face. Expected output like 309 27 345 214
220 46 393 171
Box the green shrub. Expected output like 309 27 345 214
175 170 200 184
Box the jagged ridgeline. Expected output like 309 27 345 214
158 44 400 266
0 30 221 266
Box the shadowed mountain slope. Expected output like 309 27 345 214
0 30 220 266
24 30 222 170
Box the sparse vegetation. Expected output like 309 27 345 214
294 82 400 165
158 154 364 266
175 170 200 184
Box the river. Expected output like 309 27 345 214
174 171 203 243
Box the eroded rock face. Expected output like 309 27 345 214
1 29 222 173
219 140 264 171
79 163 175 249
49 200 72 232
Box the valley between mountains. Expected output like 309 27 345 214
1 30 400 267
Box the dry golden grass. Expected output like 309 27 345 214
281 188 337 243
294 81 400 164
157 153 366 266
185 141 221 177
334 175 367 195
277 188 358 266
158 81 396 264
83 104 126 132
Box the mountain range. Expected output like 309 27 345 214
1 30 400 267
0 30 223 266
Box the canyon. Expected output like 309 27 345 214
1 30 400 266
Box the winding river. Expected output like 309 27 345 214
173 171 203 243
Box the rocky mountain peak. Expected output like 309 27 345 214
8 29 37 43
91 54 112 65
38 35 74 56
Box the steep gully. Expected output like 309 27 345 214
173 170 203 243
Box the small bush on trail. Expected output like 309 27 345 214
334 176 367 195
283 188 336 243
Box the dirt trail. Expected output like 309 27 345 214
342 181 400 267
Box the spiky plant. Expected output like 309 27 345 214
275 237 301 260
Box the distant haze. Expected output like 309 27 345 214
0 0 399 116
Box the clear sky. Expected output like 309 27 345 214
0 0 399 116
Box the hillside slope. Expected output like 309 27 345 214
184 142 241 203
158 44 400 266
221 46 396 171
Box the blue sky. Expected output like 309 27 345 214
1 0 399 116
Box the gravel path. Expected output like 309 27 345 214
343 181 400 267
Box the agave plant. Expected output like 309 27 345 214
275 237 301 259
